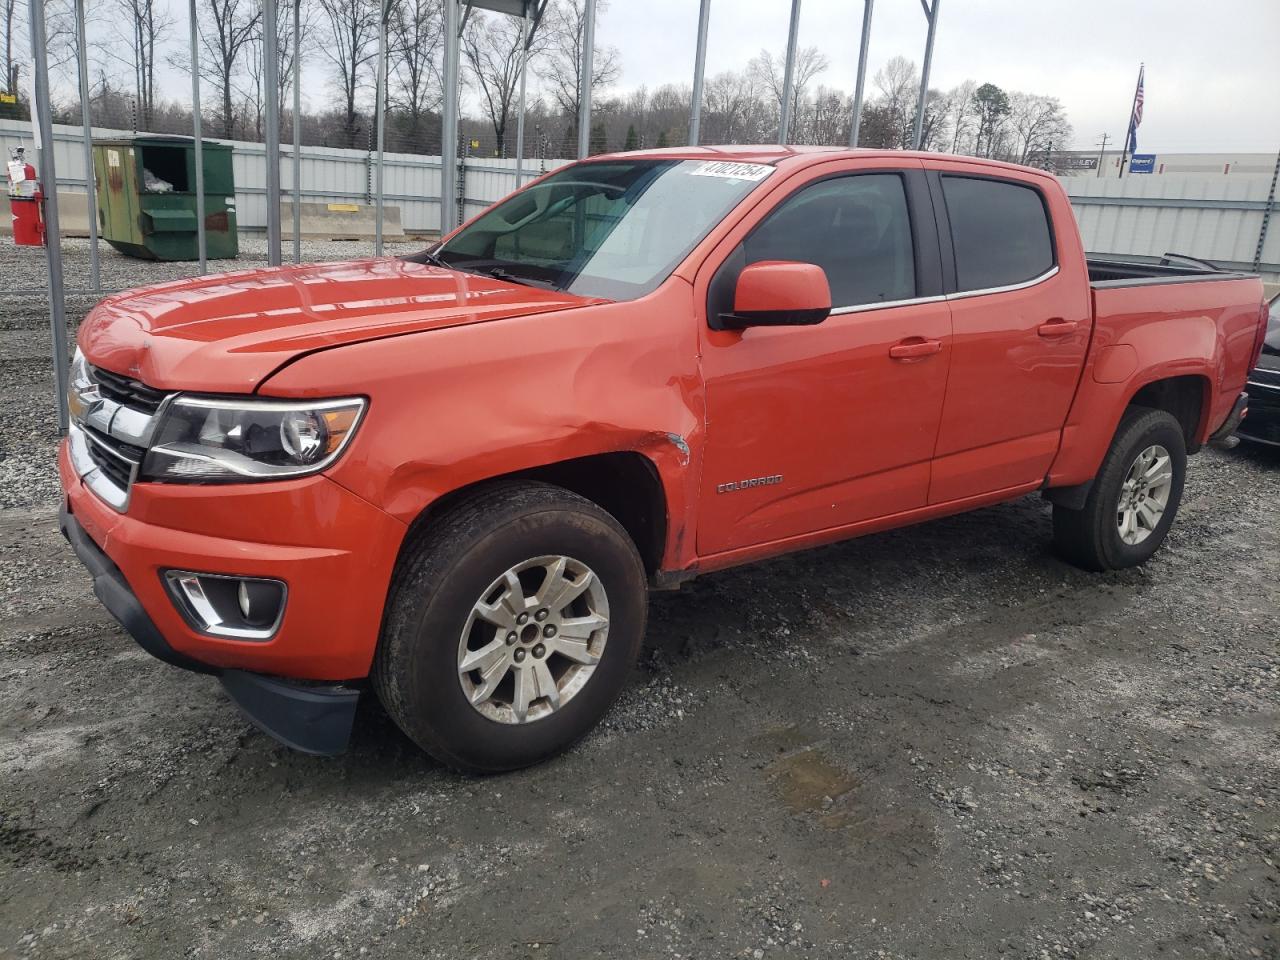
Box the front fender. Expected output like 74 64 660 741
259 279 706 571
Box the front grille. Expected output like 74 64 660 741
71 365 171 510
83 424 145 487
91 364 168 414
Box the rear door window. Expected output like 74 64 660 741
744 174 916 308
941 176 1054 292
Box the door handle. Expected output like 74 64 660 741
889 338 943 360
1037 317 1078 337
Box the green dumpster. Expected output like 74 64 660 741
92 135 238 261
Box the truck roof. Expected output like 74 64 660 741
582 144 1057 180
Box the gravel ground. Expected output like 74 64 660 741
1 241 1278 960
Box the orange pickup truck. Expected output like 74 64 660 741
60 147 1269 770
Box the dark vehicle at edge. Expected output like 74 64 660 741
1238 291 1280 447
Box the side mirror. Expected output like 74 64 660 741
720 260 831 330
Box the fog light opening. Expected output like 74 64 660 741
164 571 287 641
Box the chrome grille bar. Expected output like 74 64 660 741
68 363 174 513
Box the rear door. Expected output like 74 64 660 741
695 159 952 556
924 162 1092 504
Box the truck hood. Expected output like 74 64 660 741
78 258 602 393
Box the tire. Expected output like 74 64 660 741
372 481 648 773
1052 406 1187 571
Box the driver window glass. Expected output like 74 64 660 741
744 174 916 308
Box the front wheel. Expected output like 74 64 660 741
372 482 648 772
1052 407 1187 571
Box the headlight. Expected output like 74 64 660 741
66 348 92 422
140 396 366 482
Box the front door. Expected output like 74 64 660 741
696 162 953 557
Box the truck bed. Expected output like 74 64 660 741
1087 255 1255 287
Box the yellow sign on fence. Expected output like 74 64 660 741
326 203 360 213
0 93 17 105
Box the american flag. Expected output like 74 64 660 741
1127 66 1145 153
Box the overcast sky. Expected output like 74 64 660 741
593 0 1280 153
102 0 1280 153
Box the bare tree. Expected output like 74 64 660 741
807 84 849 145
316 0 378 147
189 0 262 138
703 69 768 144
387 0 443 147
107 0 171 128
2 0 20 94
462 9 546 152
944 79 976 153
870 55 916 149
747 45 828 140
537 0 620 137
1006 92 1071 165
236 0 309 141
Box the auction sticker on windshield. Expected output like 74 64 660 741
688 161 773 181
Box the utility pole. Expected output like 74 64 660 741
1095 133 1109 179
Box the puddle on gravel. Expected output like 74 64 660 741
756 725 861 829
758 725 937 859
771 749 860 824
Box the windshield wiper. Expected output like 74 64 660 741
419 248 451 270
476 265 559 291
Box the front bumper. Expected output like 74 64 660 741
60 506 361 754
59 441 408 753
59 440 406 678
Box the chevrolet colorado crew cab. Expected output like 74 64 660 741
60 147 1269 771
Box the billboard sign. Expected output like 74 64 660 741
1129 154 1156 174
1060 156 1098 170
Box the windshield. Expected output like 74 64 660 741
425 158 774 300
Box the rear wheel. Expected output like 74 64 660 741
373 482 647 772
1052 407 1187 571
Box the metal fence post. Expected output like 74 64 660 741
262 0 282 265
848 0 873 148
374 0 387 256
292 0 301 263
514 6 530 185
73 0 100 294
440 0 460 234
189 0 207 273
778 0 801 145
687 0 711 146
577 0 596 159
911 0 939 151
28 0 70 433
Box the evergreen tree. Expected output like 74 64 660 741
623 124 638 151
589 121 608 155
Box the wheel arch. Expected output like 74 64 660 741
396 451 671 579
1125 373 1211 453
